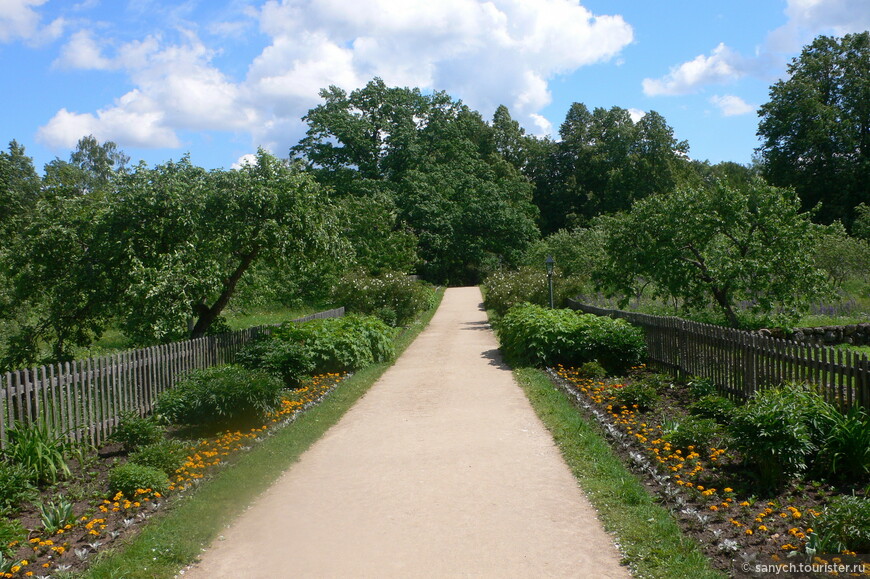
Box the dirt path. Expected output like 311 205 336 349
183 287 630 578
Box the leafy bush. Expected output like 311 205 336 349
3 422 71 485
687 377 717 398
0 518 26 558
815 404 870 483
111 412 165 452
238 315 395 385
728 384 828 490
331 271 436 327
577 361 607 380
236 337 315 386
497 304 646 374
128 440 188 476
0 463 36 514
483 267 586 316
813 495 870 554
612 382 659 412
108 462 170 498
154 365 284 428
689 395 737 424
661 415 721 451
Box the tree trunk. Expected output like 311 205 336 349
712 287 740 328
190 248 260 339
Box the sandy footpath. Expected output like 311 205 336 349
183 287 630 578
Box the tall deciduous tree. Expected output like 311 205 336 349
597 179 829 328
757 32 870 227
293 78 539 284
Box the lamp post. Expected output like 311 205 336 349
545 255 555 309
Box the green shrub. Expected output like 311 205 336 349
661 416 721 451
483 267 586 316
3 422 71 485
0 518 26 558
813 495 870 554
689 395 737 424
577 361 608 380
815 404 870 483
612 382 659 412
498 304 646 374
687 377 717 398
128 440 189 476
728 383 827 490
236 337 315 386
108 462 170 498
240 315 396 385
331 271 436 327
0 463 36 514
154 365 284 428
111 411 165 452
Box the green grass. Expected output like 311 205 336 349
513 368 724 578
80 290 443 579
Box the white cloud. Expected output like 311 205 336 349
231 153 258 169
628 108 646 123
768 0 870 52
39 0 634 155
642 43 745 96
528 113 553 137
709 94 755 117
0 0 63 43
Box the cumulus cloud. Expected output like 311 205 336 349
768 0 870 52
0 0 63 44
628 108 646 123
39 0 634 154
709 94 755 117
642 43 745 96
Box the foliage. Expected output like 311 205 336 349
612 382 659 412
533 104 691 233
235 336 315 387
597 178 829 328
687 377 717 398
813 222 870 289
757 32 870 227
854 203 870 241
128 440 189 477
497 304 646 374
661 415 721 451
0 518 26 558
815 405 870 483
0 463 37 514
728 384 829 490
154 365 284 428
520 226 607 280
688 395 737 425
331 271 436 327
483 266 587 317
111 412 165 453
107 462 170 498
293 78 540 284
577 360 608 380
335 193 419 276
812 495 870 554
3 422 71 485
38 496 76 535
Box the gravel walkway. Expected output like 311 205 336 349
183 287 630 578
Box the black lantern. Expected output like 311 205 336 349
545 255 555 308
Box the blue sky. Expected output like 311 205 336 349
2 0 869 172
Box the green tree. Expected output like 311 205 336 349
293 78 540 284
104 151 341 343
597 179 829 327
757 32 870 226
853 203 870 241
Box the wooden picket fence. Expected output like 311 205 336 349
0 308 344 449
567 299 870 410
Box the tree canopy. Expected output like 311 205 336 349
597 179 829 327
757 31 870 228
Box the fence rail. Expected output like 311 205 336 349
567 299 870 409
0 308 344 449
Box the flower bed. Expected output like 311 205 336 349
550 365 869 577
1 372 346 578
